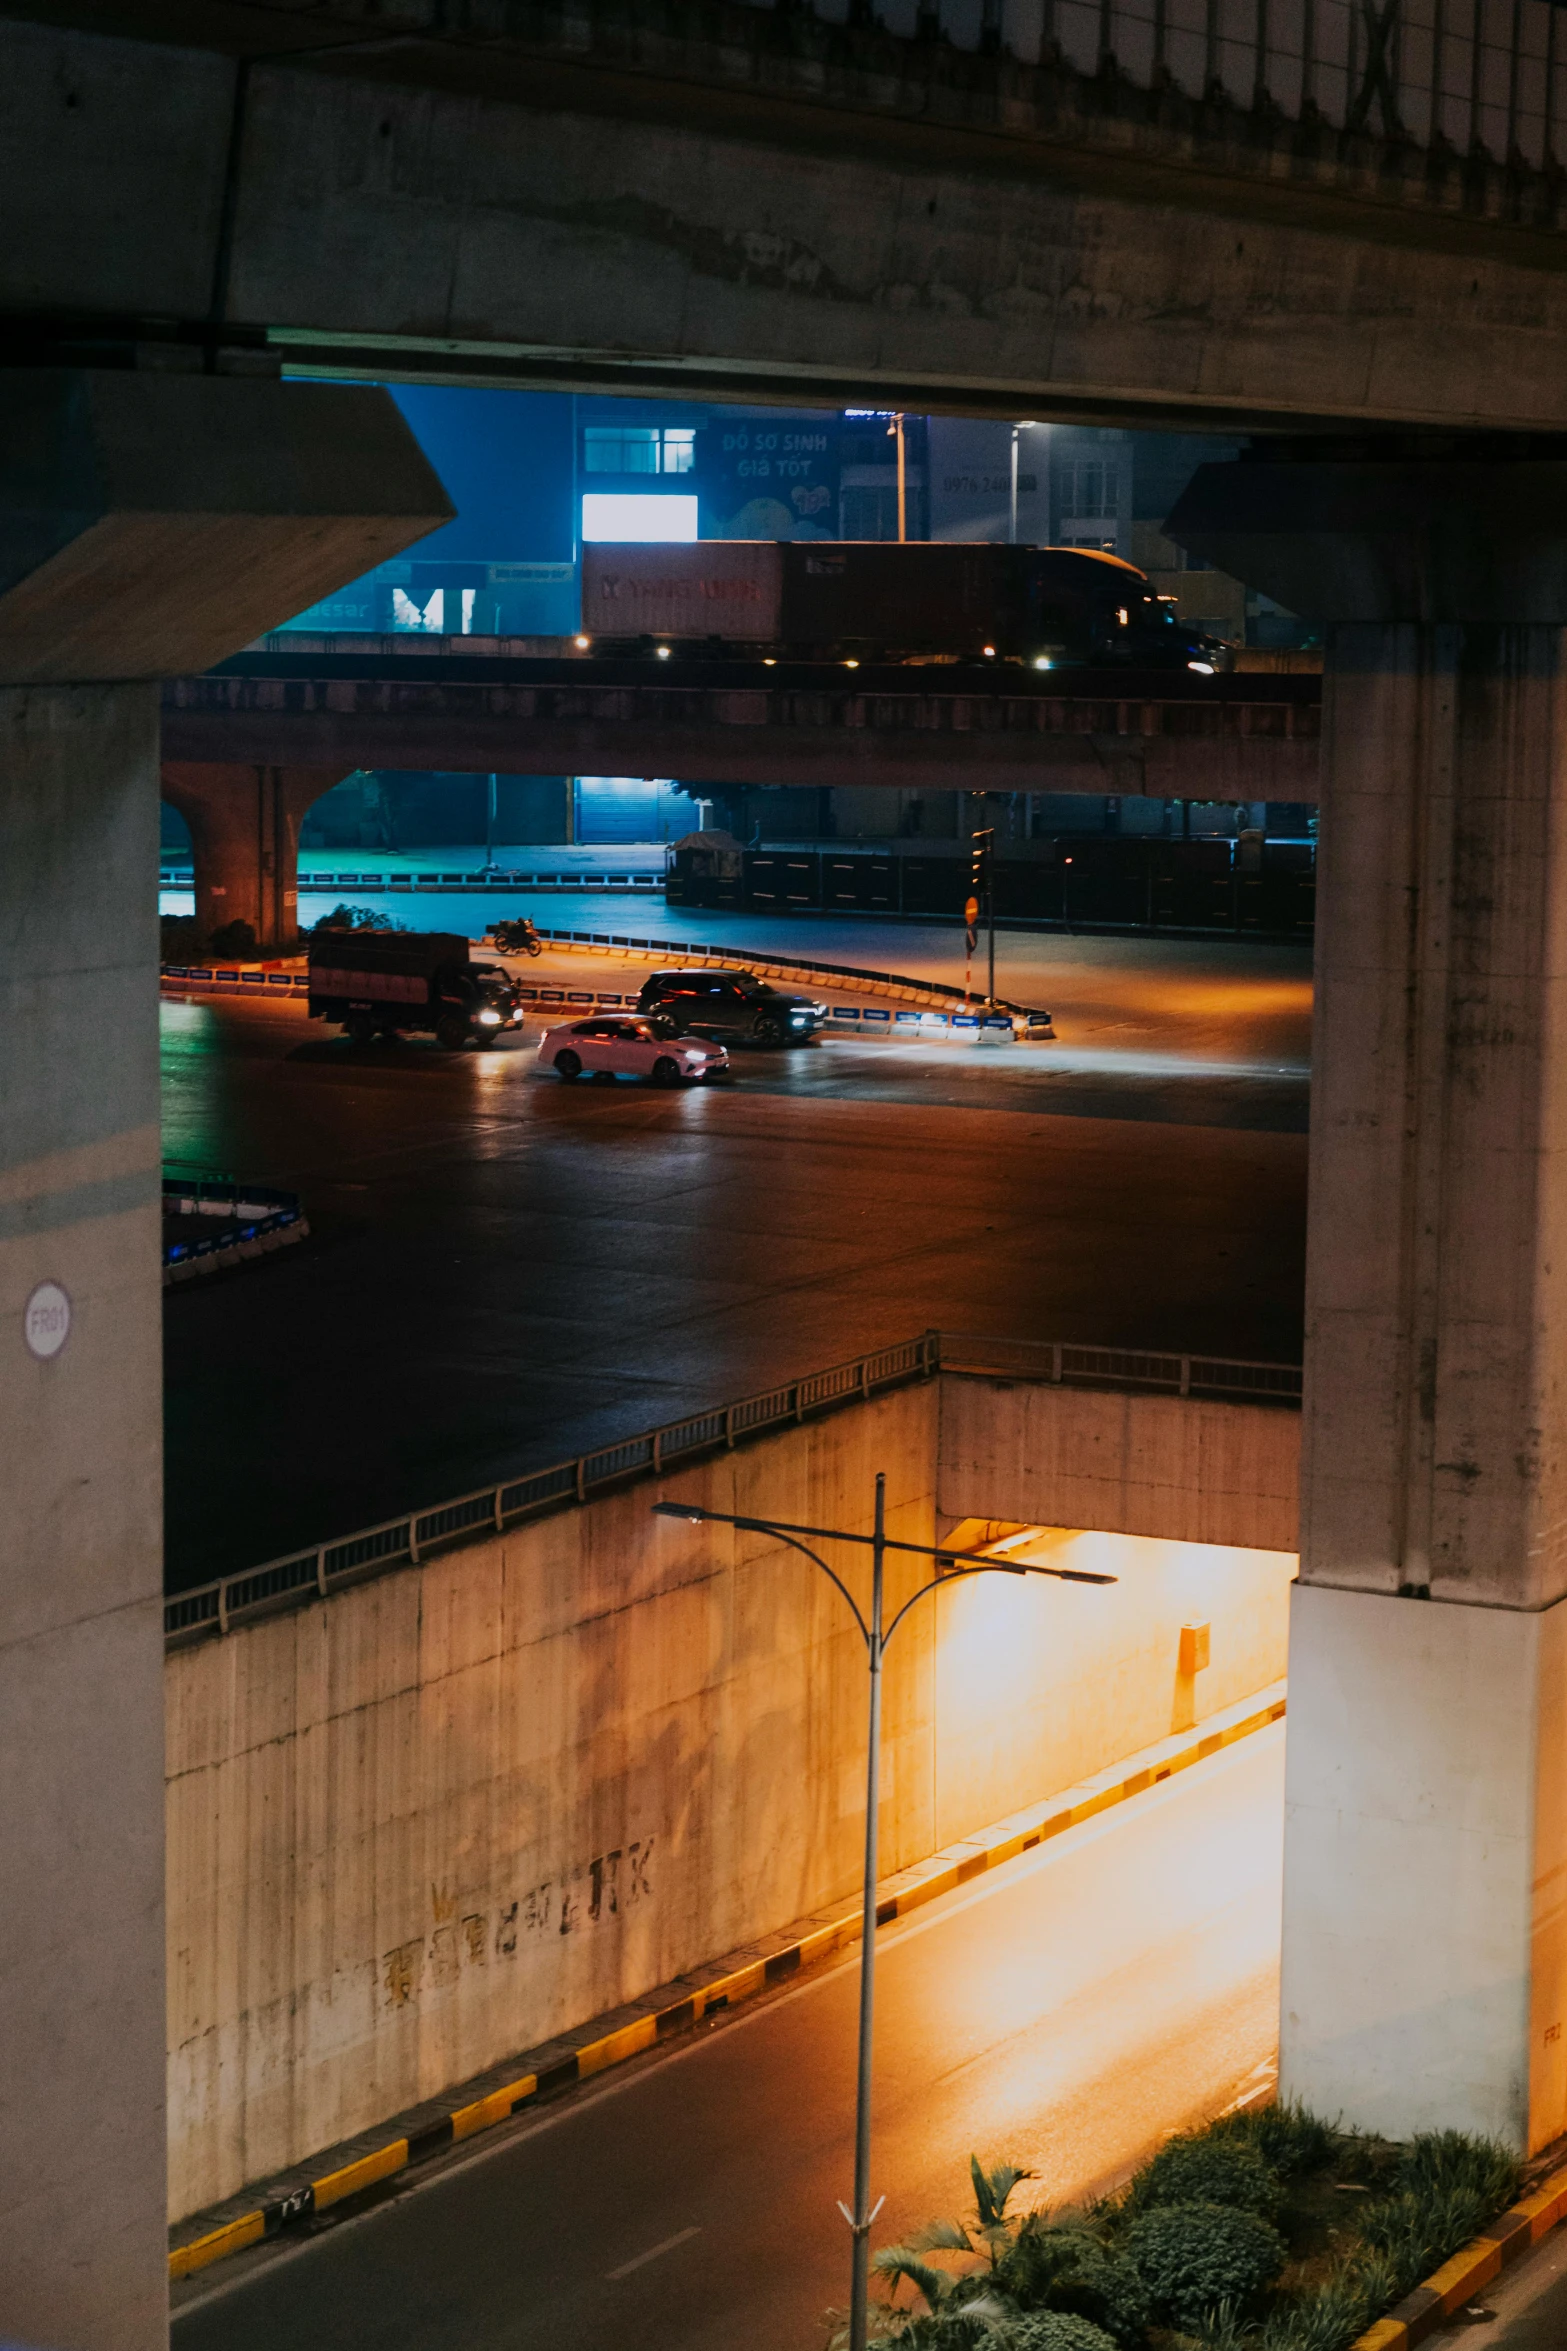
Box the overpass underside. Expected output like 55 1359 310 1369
11 0 1567 429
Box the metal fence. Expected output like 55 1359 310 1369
163 1330 1300 1648
727 0 1567 181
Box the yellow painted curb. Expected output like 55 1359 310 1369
1348 2157 1567 2350
169 1683 1284 2284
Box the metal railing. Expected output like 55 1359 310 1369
162 1174 305 1278
163 1331 1300 1647
935 1333 1304 1403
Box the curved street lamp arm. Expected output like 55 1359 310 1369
880 1559 1116 1652
755 1527 873 1651
880 1560 1023 1652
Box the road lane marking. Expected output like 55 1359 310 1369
606 2226 701 2280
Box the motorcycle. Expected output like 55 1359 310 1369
487 917 544 958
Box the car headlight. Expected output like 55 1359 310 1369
790 1012 808 1025
477 1008 502 1025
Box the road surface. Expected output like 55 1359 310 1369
171 1725 1285 2351
161 925 1308 1589
1467 2225 1567 2346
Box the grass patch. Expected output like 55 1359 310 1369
839 2112 1521 2351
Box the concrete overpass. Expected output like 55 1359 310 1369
161 650 1320 942
7 0 1567 430
12 3 1567 2344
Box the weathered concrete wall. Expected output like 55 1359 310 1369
0 682 168 2351
166 1378 1295 2219
937 1375 1301 1554
16 14 1567 432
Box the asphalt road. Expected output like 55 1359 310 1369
1465 2225 1567 2346
171 1726 1285 2351
161 925 1309 1590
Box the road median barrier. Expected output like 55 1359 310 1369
159 936 1056 1037
169 1681 1284 2285
517 926 1056 1037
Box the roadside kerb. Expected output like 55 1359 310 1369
1351 2158 1567 2350
168 1682 1286 2285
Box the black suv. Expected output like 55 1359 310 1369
636 968 824 1046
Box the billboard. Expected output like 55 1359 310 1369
694 419 839 539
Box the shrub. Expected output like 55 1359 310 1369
1130 2136 1281 2219
1359 2184 1493 2303
1006 2316 1119 2351
160 914 203 962
314 902 395 934
1212 2102 1340 2181
1255 2265 1376 2351
1395 2131 1519 2215
1124 2201 1285 2330
996 2220 1150 2350
208 918 258 958
1059 2258 1151 2350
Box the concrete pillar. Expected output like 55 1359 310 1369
161 762 350 950
1171 449 1567 2153
0 368 449 2351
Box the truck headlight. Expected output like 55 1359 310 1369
477 1008 502 1025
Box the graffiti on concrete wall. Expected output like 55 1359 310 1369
381 1837 656 2010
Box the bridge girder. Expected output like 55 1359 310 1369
8 1 1567 431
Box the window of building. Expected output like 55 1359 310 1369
1059 462 1121 517
583 426 696 475
580 492 699 542
841 484 901 539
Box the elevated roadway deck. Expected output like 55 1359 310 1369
165 651 1321 800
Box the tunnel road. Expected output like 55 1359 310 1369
171 1724 1285 2351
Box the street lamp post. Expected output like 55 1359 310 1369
1008 421 1037 546
651 1478 1115 2351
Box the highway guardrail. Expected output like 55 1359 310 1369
163 1330 1300 1648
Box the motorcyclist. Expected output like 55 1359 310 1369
487 915 543 957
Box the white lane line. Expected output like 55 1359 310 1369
605 2225 701 2280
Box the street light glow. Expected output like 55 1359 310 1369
650 1473 1113 2351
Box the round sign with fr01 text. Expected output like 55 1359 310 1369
24 1281 71 1361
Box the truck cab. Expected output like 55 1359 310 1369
307 930 525 1049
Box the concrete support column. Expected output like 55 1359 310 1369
1171 452 1567 2152
0 369 448 2351
161 762 350 949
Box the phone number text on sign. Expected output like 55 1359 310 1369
24 1281 71 1361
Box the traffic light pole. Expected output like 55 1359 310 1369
969 822 996 1006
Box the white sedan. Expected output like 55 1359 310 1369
537 1013 732 1086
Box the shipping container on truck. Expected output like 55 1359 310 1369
581 542 783 647
307 929 524 1049
580 542 1220 668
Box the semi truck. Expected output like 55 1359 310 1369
307 930 525 1048
580 541 1223 671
